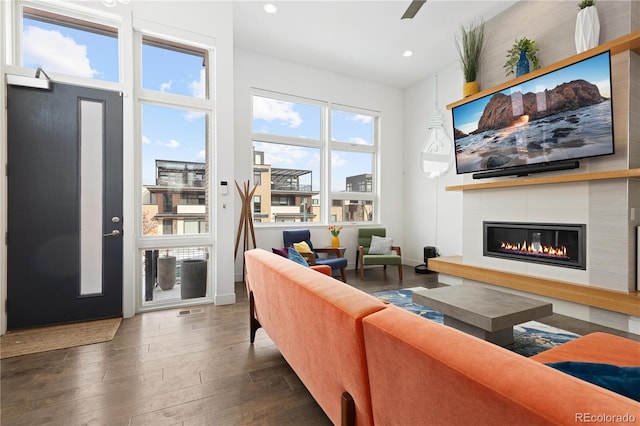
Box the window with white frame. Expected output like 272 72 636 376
136 28 214 307
21 6 119 82
138 35 210 238
251 90 378 224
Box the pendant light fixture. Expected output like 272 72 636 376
419 75 453 178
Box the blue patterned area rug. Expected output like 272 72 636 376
372 288 580 357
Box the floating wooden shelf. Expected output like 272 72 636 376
428 256 640 317
447 30 640 110
445 168 640 191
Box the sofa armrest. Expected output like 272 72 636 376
311 265 332 276
530 332 640 366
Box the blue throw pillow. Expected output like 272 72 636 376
287 247 310 267
546 361 640 401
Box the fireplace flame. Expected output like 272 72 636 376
499 240 568 259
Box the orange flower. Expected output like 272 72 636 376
328 225 343 236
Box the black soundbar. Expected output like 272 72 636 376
472 161 580 179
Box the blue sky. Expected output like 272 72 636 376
23 17 206 186
23 15 373 192
453 51 612 135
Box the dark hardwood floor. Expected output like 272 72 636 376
2 266 637 425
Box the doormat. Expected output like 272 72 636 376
372 288 580 357
0 317 122 359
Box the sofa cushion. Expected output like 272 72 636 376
546 361 640 402
287 247 309 267
368 235 393 254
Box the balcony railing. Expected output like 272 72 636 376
271 184 312 192
157 178 206 188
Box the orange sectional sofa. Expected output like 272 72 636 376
244 248 640 426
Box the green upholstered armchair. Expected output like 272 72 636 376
357 227 402 280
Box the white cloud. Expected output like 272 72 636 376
256 142 307 167
349 137 369 145
253 97 302 128
351 114 373 124
183 111 205 122
23 26 97 78
189 69 206 98
142 135 151 144
197 150 206 160
165 139 180 148
331 151 346 167
160 80 172 92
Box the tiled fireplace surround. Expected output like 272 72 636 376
458 52 640 334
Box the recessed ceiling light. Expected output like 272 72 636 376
402 50 413 57
264 3 278 14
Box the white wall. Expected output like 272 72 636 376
233 49 404 280
402 62 463 274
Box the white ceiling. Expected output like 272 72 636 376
233 1 518 89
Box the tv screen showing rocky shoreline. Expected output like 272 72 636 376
452 51 614 175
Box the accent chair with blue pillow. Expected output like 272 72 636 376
271 247 332 276
282 229 348 282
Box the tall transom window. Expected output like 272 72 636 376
21 6 119 82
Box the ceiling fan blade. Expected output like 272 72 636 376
401 0 426 19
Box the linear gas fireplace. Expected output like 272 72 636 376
483 222 586 270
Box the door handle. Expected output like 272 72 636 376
103 230 121 238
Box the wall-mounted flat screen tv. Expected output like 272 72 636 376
451 51 614 179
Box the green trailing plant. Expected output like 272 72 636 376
578 0 596 9
455 18 486 83
503 37 541 77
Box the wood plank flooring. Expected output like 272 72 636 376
2 266 637 425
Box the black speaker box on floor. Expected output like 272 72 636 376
415 246 438 274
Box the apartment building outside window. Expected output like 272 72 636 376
251 90 378 224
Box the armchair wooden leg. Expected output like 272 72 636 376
340 268 347 282
359 263 364 280
398 264 403 280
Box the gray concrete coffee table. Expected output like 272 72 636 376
412 285 552 346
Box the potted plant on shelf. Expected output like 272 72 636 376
455 18 486 97
503 37 540 77
575 0 599 53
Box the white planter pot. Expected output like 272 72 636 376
575 6 600 53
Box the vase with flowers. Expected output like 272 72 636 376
328 225 343 248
